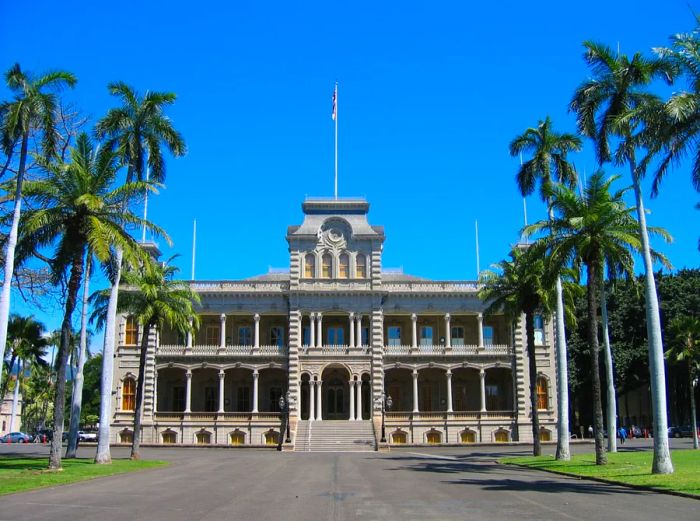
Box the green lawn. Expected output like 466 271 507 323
0 456 168 495
502 450 700 497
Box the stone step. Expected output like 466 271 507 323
295 420 376 452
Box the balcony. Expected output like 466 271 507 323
385 410 515 422
383 344 511 356
150 412 282 423
301 345 371 356
156 344 288 357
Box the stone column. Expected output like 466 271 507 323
348 312 355 348
444 313 451 350
477 313 484 349
411 313 418 350
317 313 323 349
479 368 487 412
316 379 323 420
412 369 419 413
220 314 226 351
185 369 192 413
252 369 259 413
218 369 225 413
153 369 158 413
309 380 316 421
446 370 453 413
349 379 356 421
309 313 316 348
356 379 363 420
186 318 193 352
356 314 362 347
254 314 261 349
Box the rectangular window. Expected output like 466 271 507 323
125 317 138 345
237 386 250 412
534 314 544 345
269 387 283 412
302 326 310 347
270 326 284 347
172 387 185 411
361 327 370 347
486 384 499 410
451 326 465 346
483 326 494 347
387 326 401 346
206 325 220 345
327 327 345 346
419 326 433 346
204 387 217 412
239 326 252 346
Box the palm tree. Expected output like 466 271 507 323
509 116 582 460
20 133 162 470
527 171 671 465
665 316 700 450
480 246 555 456
93 83 185 464
5 314 48 430
92 258 199 459
0 64 76 392
570 41 676 474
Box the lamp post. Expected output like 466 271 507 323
278 391 295 448
376 393 393 443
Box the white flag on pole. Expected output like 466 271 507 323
331 84 337 121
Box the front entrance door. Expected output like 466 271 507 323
325 378 347 419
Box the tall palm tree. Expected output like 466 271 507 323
570 41 677 474
527 171 671 464
20 133 163 470
92 258 199 459
480 246 555 456
509 116 582 460
93 83 185 464
0 64 76 392
5 314 48 430
665 316 700 450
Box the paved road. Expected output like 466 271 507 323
0 440 697 521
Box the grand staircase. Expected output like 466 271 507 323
295 420 376 452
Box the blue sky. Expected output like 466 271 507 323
2 1 699 338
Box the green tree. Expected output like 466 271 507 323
0 64 76 393
93 83 185 464
92 257 199 459
509 116 582 460
570 41 676 474
20 133 161 470
527 171 670 465
480 246 554 456
665 316 700 450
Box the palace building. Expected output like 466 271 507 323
110 198 558 450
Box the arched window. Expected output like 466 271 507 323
230 430 245 445
120 430 133 444
304 253 315 278
339 253 349 279
196 431 211 444
125 316 138 345
392 431 407 444
536 376 548 410
460 430 476 443
494 430 509 442
356 254 367 278
122 378 136 411
265 430 280 445
426 430 442 444
321 254 332 278
162 430 177 444
539 428 552 442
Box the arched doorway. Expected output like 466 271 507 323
322 366 350 420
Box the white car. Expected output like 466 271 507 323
78 431 98 442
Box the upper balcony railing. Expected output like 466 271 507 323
382 280 479 293
157 344 288 357
384 344 511 356
301 345 371 356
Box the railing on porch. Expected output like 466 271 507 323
153 411 283 422
385 410 515 421
383 344 510 356
157 344 288 356
301 345 371 355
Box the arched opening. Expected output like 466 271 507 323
361 373 371 420
339 253 349 279
539 427 552 442
321 366 351 420
304 253 315 278
384 368 413 412
485 368 513 411
119 430 133 444
225 368 254 412
391 430 407 444
230 430 245 445
191 368 220 412
321 253 332 278
264 430 280 445
157 368 186 412
122 377 136 411
417 368 447 412
494 429 509 443
300 373 311 420
536 376 549 411
460 429 476 443
426 429 442 444
452 368 480 411
162 430 177 444
258 368 287 412
196 430 211 445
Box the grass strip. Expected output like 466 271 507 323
501 449 700 497
0 456 168 495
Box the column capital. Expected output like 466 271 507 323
218 369 226 377
479 368 486 377
410 313 417 322
253 369 259 377
446 369 452 377
348 311 355 319
220 313 226 322
309 311 316 319
186 369 192 378
412 368 419 376
254 313 261 322
317 312 323 319
477 313 483 322
444 313 451 321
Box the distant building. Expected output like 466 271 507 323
110 198 557 449
1 390 23 433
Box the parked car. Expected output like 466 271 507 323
668 425 698 438
0 432 32 443
78 431 98 442
628 426 643 438
33 428 53 442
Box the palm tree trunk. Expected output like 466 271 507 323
10 359 22 431
130 322 151 460
601 280 617 453
1 353 17 402
66 256 91 458
690 370 698 450
629 159 674 474
95 247 124 464
49 246 86 470
525 311 541 456
586 261 607 465
0 133 28 392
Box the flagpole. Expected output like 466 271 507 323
475 219 480 278
191 218 196 281
334 82 338 200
